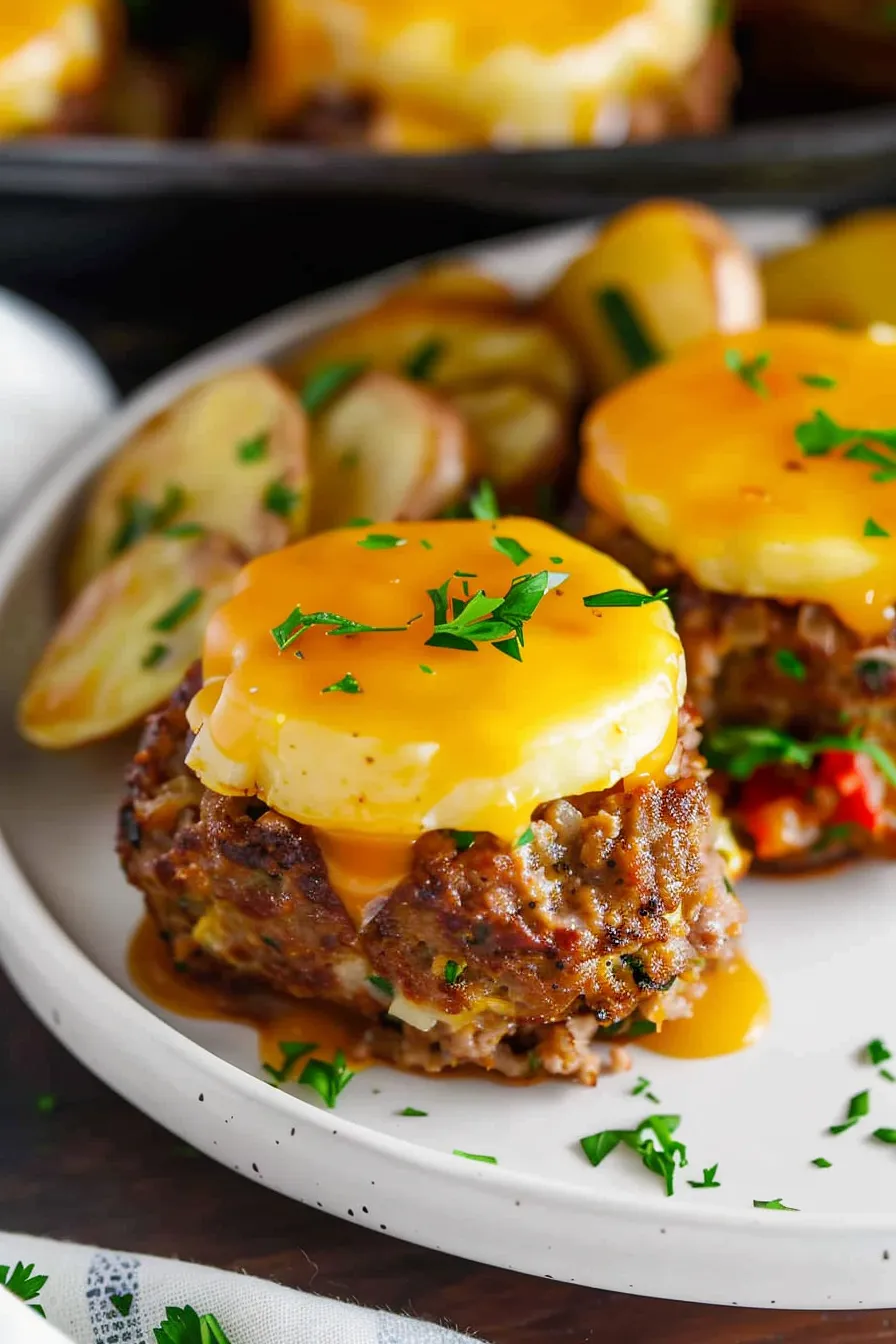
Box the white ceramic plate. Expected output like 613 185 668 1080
5 214 896 1313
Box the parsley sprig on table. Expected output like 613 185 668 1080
154 1304 233 1343
0 1261 48 1316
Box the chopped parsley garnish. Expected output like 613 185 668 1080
0 1262 48 1317
400 1107 428 1117
35 1093 56 1114
443 959 463 984
702 725 896 789
453 1150 497 1164
357 533 406 550
550 555 564 564
865 517 890 538
347 516 373 527
620 953 675 994
491 536 532 566
830 1089 871 1134
631 1076 661 1103
426 568 567 661
110 483 185 557
801 373 837 389
300 1051 355 1108
449 831 476 851
141 642 169 670
404 338 446 382
711 0 731 27
152 587 202 633
420 663 434 675
514 826 534 848
725 348 770 397
583 587 669 609
368 974 393 997
111 1292 133 1317
873 1128 896 1144
868 1039 892 1066
594 288 660 372
580 1114 687 1197
597 1018 657 1039
812 1157 832 1168
263 478 301 517
469 479 500 521
163 522 205 539
687 1164 721 1189
753 1198 798 1212
420 539 433 551
322 673 361 695
795 410 896 480
153 1304 233 1344
299 360 367 414
262 1040 318 1086
271 605 419 652
882 1068 896 1083
775 649 807 680
236 431 269 463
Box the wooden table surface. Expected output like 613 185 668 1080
1 968 894 1344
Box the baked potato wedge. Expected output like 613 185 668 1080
68 366 309 597
763 212 896 329
449 381 570 503
310 371 476 529
282 302 582 404
543 200 764 392
384 263 517 314
19 533 242 750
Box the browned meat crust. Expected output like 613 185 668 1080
583 507 896 864
118 666 742 1082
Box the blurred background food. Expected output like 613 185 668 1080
5 0 896 150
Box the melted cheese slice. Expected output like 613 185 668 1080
0 0 108 135
254 0 709 146
581 322 896 639
187 518 684 845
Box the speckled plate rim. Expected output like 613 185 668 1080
5 213 895 1311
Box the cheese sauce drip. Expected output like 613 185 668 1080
187 518 684 853
582 322 896 639
0 1 109 136
255 0 709 146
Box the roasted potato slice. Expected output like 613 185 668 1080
68 366 309 597
19 533 242 750
449 381 570 503
763 212 896 330
384 263 517 314
310 371 476 529
543 200 764 393
282 302 582 404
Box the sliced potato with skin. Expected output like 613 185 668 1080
383 263 518 314
763 211 896 329
68 366 310 597
543 200 764 393
281 302 582 405
19 533 242 749
310 371 477 529
448 381 570 503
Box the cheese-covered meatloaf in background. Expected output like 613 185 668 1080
581 322 896 869
119 518 743 1084
252 0 737 150
0 0 114 136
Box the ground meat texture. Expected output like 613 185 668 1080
119 667 742 1081
584 507 896 864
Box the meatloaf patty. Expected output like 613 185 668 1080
119 666 742 1084
584 508 896 867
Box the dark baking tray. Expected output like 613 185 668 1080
4 104 896 216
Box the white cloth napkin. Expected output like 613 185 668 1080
0 1233 480 1343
